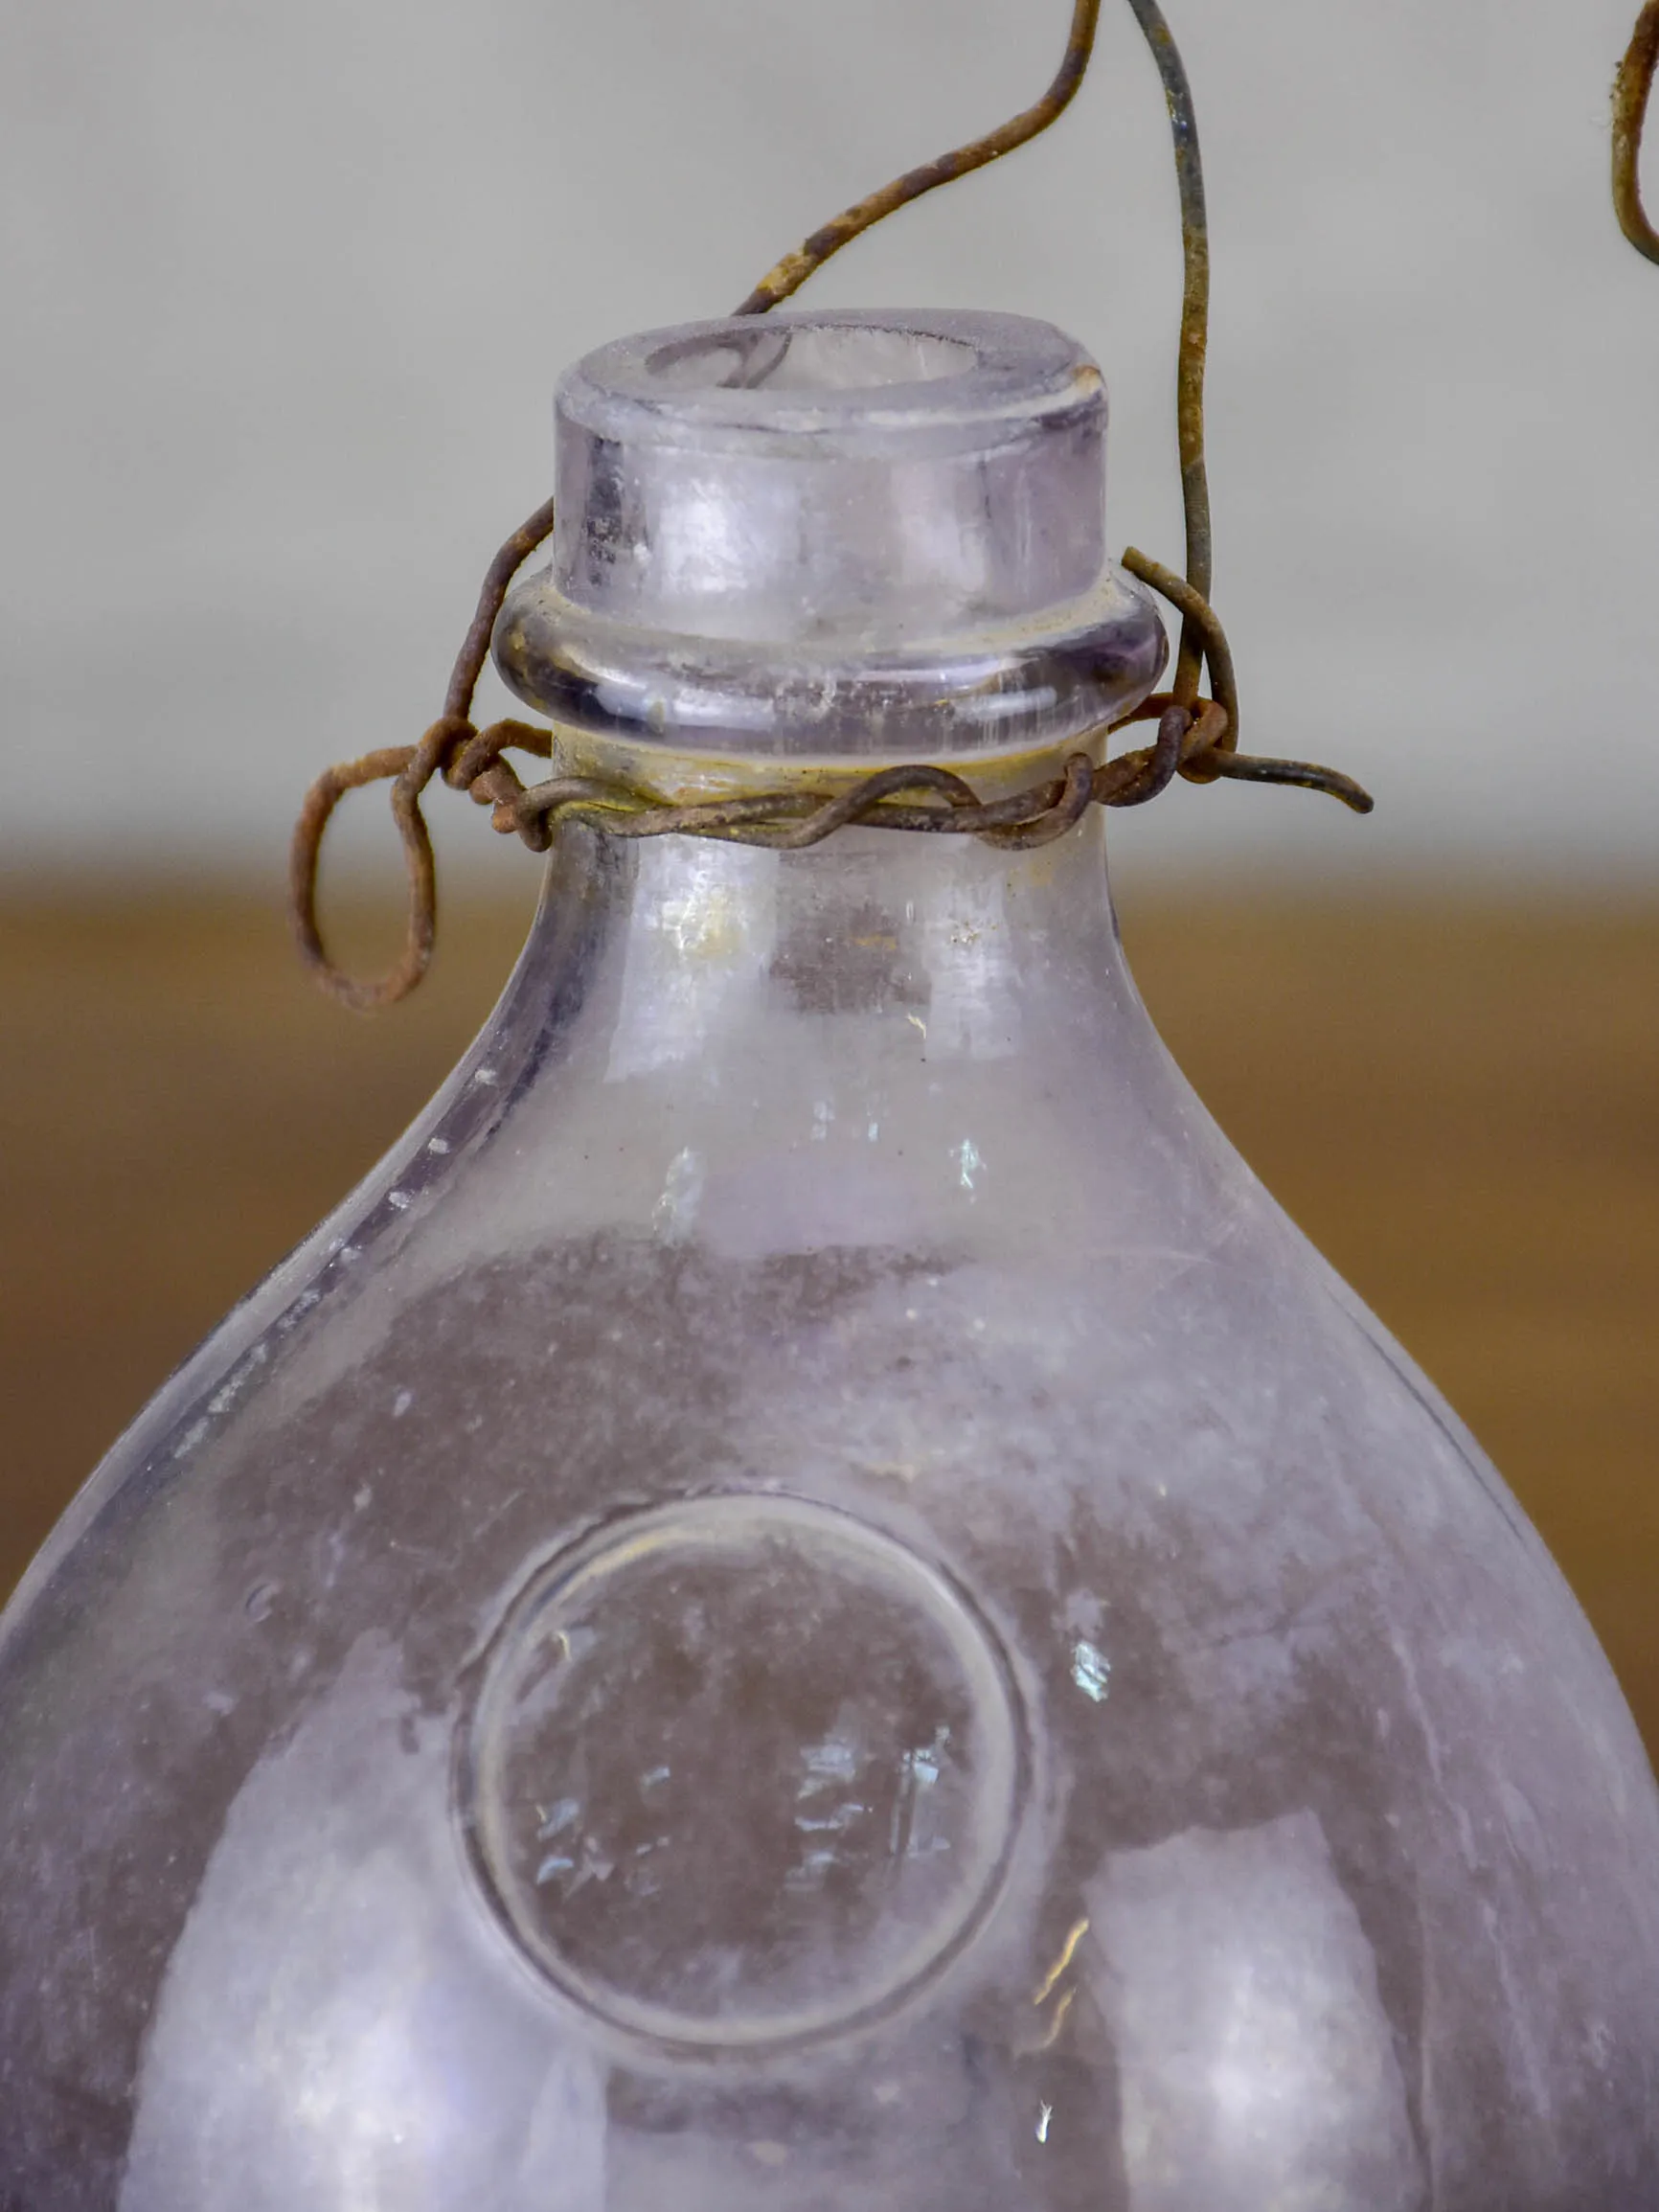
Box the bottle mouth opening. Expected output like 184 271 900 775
641 322 976 398
559 308 1102 452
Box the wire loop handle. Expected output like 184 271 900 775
290 0 1373 1012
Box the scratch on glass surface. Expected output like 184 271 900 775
205 1351 264 1419
1034 1986 1076 2049
799 1735 859 1791
890 1724 950 1859
1072 1639 1112 1702
1034 1915 1090 2005
535 1798 580 1839
652 1146 704 1236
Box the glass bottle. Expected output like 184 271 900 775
2 310 1656 2210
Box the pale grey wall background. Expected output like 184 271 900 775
4 0 1655 886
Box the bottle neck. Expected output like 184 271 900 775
453 787 1206 1269
511 792 1135 1084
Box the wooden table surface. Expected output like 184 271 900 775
2 883 1655 1753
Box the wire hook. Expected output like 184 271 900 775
1615 3 1659 262
733 0 1102 317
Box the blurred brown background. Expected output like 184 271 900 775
2 880 1654 1756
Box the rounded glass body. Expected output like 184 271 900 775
2 313 1657 2208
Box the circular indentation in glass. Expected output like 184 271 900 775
460 1494 1026 2054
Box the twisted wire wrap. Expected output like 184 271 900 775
288 532 1370 1013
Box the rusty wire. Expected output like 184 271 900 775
1615 3 1659 262
733 0 1102 316
1123 0 1210 704
290 1 1373 1012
